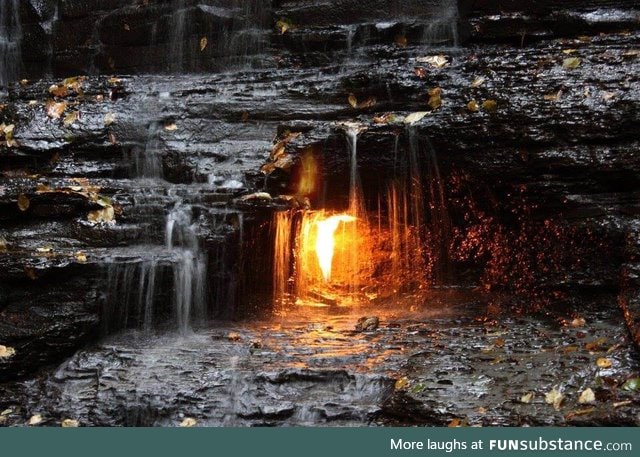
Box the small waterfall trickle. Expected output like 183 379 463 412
134 121 164 179
168 0 188 73
166 203 208 332
0 0 22 88
421 0 460 47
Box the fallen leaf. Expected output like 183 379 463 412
448 418 466 427
414 67 427 79
75 251 87 263
0 237 7 252
601 91 616 102
544 90 563 102
61 419 79 428
585 337 607 351
578 388 595 404
104 113 116 126
87 206 115 224
227 332 241 342
416 55 449 68
563 345 579 354
621 377 640 392
200 37 208 52
520 392 534 404
276 18 293 34
404 111 429 125
124 23 130 31
347 94 358 108
565 408 594 420
36 246 53 254
46 100 67 119
482 99 498 112
562 49 578 54
48 84 68 98
17 194 30 211
545 387 564 410
63 111 79 127
28 414 43 426
164 122 177 131
471 76 486 87
395 376 410 390
428 87 442 110
180 417 197 427
562 57 582 69
613 400 632 409
596 358 612 369
0 345 16 359
373 113 397 124
467 100 479 112
494 338 505 348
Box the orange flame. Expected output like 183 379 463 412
315 214 356 281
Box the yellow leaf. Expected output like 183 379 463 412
200 37 208 52
0 345 16 359
395 376 410 390
570 317 586 327
578 388 595 404
180 417 197 427
562 57 581 69
61 419 79 428
562 49 578 54
596 358 612 368
75 251 87 263
164 122 177 131
63 111 79 127
545 388 564 410
467 100 479 112
87 206 115 224
227 332 241 342
544 90 562 101
104 113 115 126
520 392 534 404
46 100 67 119
416 55 449 68
347 94 357 108
276 19 293 34
404 111 429 125
48 84 68 98
17 194 30 211
28 414 43 426
0 237 7 253
482 99 498 112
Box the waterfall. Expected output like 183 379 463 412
134 121 164 179
0 0 21 87
168 0 188 73
165 203 207 332
421 0 460 47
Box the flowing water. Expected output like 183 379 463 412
0 0 21 87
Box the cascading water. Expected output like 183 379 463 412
421 0 460 46
0 0 21 88
272 122 452 305
168 0 187 73
165 203 208 331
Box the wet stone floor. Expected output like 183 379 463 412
0 290 639 426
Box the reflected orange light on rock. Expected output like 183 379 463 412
315 214 356 281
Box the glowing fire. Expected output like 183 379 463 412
315 214 356 281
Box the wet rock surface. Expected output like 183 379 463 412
1 0 639 425
0 292 638 426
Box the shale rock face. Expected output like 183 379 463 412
1 0 639 384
